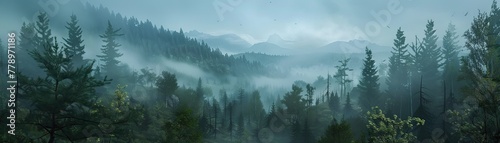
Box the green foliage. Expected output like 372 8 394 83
35 12 53 49
386 27 410 117
247 90 266 128
282 84 306 116
97 21 124 74
419 20 442 90
343 93 356 119
456 1 500 142
63 14 86 67
366 107 424 143
156 71 179 106
317 119 354 143
18 38 108 142
334 58 353 98
291 119 302 143
442 23 460 85
164 107 203 143
358 47 380 112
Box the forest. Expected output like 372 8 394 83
1 0 500 143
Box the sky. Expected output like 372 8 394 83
84 0 493 47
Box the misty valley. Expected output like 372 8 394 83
1 0 500 143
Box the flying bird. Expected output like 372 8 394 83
465 12 468 16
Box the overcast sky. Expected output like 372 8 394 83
75 0 493 47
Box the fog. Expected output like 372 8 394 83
1 1 496 142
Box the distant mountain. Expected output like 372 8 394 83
185 30 251 54
266 33 294 48
247 42 291 55
318 40 392 54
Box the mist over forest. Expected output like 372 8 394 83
1 0 500 143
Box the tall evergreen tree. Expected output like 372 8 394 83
386 27 410 117
334 58 353 99
97 21 123 74
155 71 178 107
212 98 219 138
358 47 380 112
19 22 37 63
343 93 355 119
420 20 442 90
441 23 461 94
220 89 228 129
282 85 305 116
305 84 315 108
34 12 53 50
248 90 265 127
329 92 341 116
18 38 108 143
413 75 433 141
63 14 86 67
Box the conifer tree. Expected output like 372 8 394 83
358 47 380 112
282 85 305 116
420 20 442 89
155 71 178 107
97 21 123 75
35 12 53 51
343 93 355 118
386 27 410 117
334 58 353 99
63 14 86 67
18 38 108 143
442 23 460 93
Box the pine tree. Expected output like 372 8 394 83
420 20 442 90
248 90 265 127
329 92 341 116
386 27 410 117
97 21 123 75
155 71 178 107
220 89 228 129
18 38 108 143
343 93 355 119
34 12 53 51
18 22 38 75
413 75 433 141
442 23 460 94
63 14 86 67
358 47 380 112
19 22 36 49
305 84 315 108
334 58 353 99
282 85 305 116
212 98 219 138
